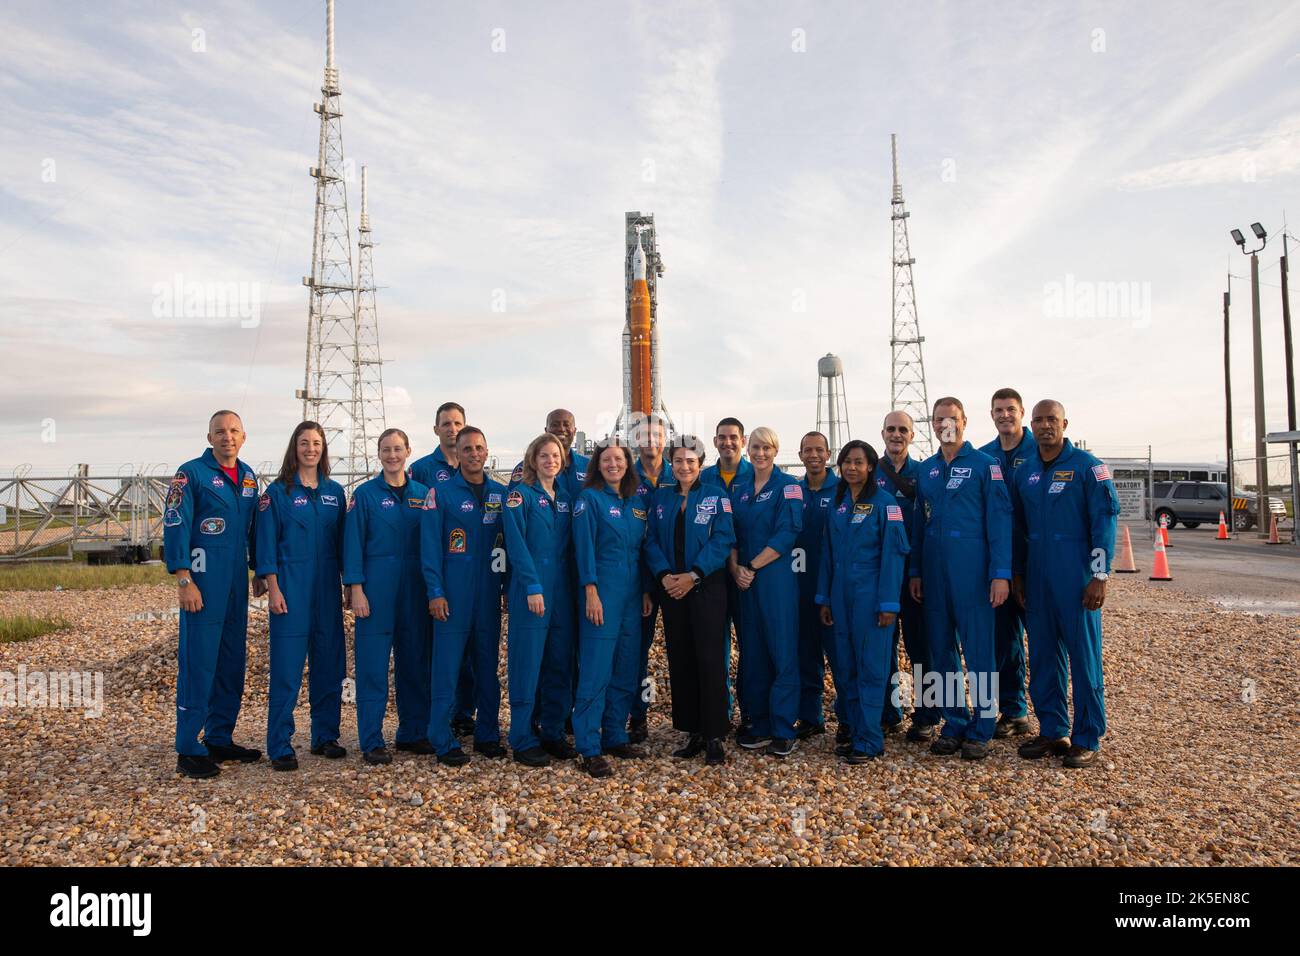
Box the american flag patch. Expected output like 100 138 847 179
990 465 1004 481
887 505 903 521
721 497 732 513
1092 463 1110 481
783 484 803 500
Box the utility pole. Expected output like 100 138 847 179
1232 223 1270 536
1281 227 1298 545
1224 275 1233 531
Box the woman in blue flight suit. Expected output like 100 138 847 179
255 421 347 770
342 428 432 765
502 433 578 767
571 440 651 779
729 426 804 757
815 441 911 763
644 435 735 765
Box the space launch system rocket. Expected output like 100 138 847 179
629 234 652 417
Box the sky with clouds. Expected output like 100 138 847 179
1 0 1297 478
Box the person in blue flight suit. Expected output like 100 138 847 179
793 431 844 740
571 440 652 779
877 410 940 742
700 417 753 731
729 426 804 757
910 397 1013 761
502 433 578 767
254 421 347 771
816 440 911 763
644 435 736 765
408 401 476 739
1012 400 1119 770
628 413 673 744
978 387 1037 739
342 428 432 766
165 410 264 779
422 426 508 766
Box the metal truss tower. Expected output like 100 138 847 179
889 134 934 456
300 0 363 472
352 165 387 475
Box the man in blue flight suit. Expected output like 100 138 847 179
422 426 509 766
910 397 1013 761
978 387 1037 738
508 408 591 501
628 413 672 743
876 410 940 742
700 417 753 731
164 410 263 778
408 400 475 738
1012 400 1119 769
793 431 843 740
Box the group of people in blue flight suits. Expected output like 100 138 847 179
164 389 1119 780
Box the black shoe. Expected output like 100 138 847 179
844 749 878 765
271 755 299 772
541 738 579 760
906 721 937 743
176 754 220 779
672 734 706 759
737 733 772 750
452 717 476 738
705 738 726 765
835 726 852 746
1063 745 1098 769
474 740 508 759
930 736 962 756
205 741 262 764
310 740 347 759
735 719 753 739
834 741 854 757
767 737 796 758
437 749 471 767
794 720 825 740
363 747 392 765
994 715 1031 738
513 746 550 768
960 740 990 761
395 739 435 755
580 755 613 778
881 720 904 736
601 743 646 759
627 717 649 744
1018 735 1071 760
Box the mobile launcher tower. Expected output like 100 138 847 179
614 211 675 442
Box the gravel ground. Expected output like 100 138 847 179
1 576 1296 866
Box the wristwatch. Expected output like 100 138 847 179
177 577 193 588
1092 572 1109 581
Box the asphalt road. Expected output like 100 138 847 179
1118 520 1300 616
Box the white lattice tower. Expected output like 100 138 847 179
889 133 934 456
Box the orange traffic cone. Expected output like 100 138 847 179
1114 526 1139 573
1149 533 1173 581
1266 513 1283 545
1217 511 1229 540
1159 513 1171 547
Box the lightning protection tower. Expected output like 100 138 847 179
351 165 387 476
889 133 934 456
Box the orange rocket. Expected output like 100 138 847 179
629 235 653 417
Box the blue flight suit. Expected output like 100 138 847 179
420 471 508 756
1012 439 1119 751
341 476 431 753
980 428 1038 721
731 470 804 741
571 486 648 757
163 449 258 756
509 449 591 502
409 446 474 723
815 486 910 756
912 442 1012 744
876 455 938 728
254 476 346 760
501 480 575 752
631 457 673 724
794 470 845 727
699 456 755 717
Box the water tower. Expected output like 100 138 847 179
816 353 850 458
